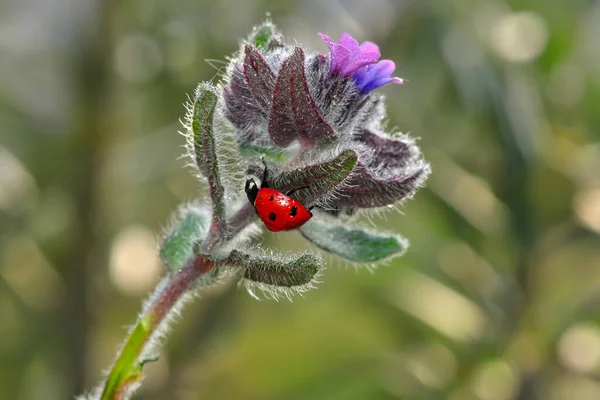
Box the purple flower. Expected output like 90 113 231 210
318 33 380 76
352 60 404 93
319 33 403 92
221 22 429 215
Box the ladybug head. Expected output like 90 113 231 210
245 178 259 205
246 158 272 205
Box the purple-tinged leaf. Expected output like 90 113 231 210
246 149 358 208
335 161 430 209
223 63 265 132
268 47 336 148
243 45 276 110
304 53 385 139
355 129 418 171
223 63 275 149
273 149 358 206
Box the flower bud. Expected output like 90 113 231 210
222 21 430 214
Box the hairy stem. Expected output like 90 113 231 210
98 203 256 399
200 203 256 253
100 256 209 400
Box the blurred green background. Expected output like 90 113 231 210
2 0 600 399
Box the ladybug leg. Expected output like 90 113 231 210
285 185 309 197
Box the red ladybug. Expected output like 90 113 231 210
245 163 313 232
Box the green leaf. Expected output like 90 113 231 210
249 20 282 50
270 149 358 207
160 206 210 272
224 249 322 288
100 314 152 400
300 219 409 262
192 83 226 230
238 141 289 163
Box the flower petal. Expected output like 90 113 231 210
337 35 380 76
318 33 351 74
338 33 360 53
358 41 380 59
354 60 403 92
319 33 382 76
368 59 397 78
340 56 379 76
363 76 404 92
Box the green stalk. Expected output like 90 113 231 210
98 204 256 399
99 315 151 400
99 256 207 400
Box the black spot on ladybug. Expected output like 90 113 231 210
289 206 298 217
268 212 276 221
269 196 274 201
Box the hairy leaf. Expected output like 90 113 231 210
334 160 430 209
300 219 409 262
238 142 289 163
224 249 321 288
160 206 210 272
223 64 264 131
243 45 276 110
274 149 358 206
192 83 226 229
223 63 275 150
356 129 418 171
248 20 283 50
269 47 336 147
99 314 152 400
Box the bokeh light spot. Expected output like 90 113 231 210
574 187 600 234
0 145 36 213
391 271 487 341
558 323 600 373
109 225 162 296
489 12 548 63
472 360 519 400
405 343 457 389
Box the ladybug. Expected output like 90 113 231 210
245 162 313 232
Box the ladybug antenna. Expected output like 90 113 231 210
260 156 270 188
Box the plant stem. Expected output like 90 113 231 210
100 255 208 400
98 203 256 400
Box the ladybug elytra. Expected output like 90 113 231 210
245 163 313 232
